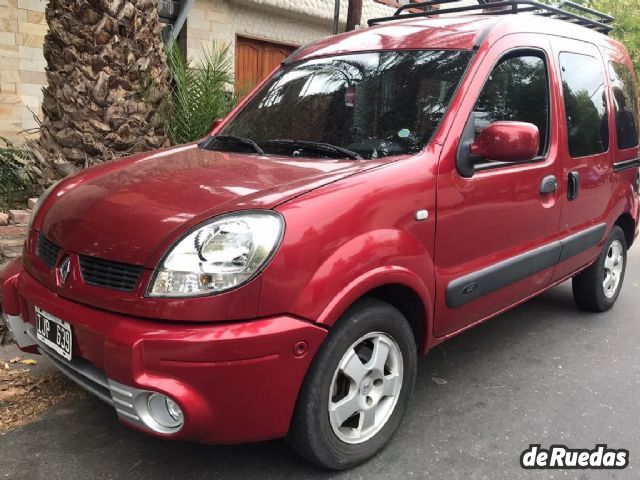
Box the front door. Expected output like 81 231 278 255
235 37 297 95
550 38 613 281
433 34 564 337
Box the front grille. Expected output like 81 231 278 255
79 255 143 292
37 234 60 268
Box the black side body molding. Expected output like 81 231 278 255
558 224 606 262
446 223 607 308
613 158 640 173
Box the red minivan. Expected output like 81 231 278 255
3 0 639 470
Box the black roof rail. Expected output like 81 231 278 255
368 0 614 35
557 1 613 24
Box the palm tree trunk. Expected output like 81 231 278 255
35 0 171 182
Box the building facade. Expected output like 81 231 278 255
0 0 48 142
180 0 398 92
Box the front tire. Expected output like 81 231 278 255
572 226 627 312
287 298 417 470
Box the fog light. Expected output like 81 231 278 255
147 393 184 429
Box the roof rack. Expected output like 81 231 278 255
368 0 614 35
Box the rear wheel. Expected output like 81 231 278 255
287 298 417 470
572 226 627 312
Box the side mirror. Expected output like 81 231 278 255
470 121 539 163
210 118 223 133
456 119 540 178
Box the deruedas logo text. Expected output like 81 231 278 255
520 444 629 469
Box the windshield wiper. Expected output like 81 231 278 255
264 139 362 160
200 135 265 155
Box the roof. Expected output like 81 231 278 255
291 16 492 61
289 13 623 63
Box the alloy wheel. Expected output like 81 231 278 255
328 332 403 444
603 239 624 299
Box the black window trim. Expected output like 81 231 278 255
558 50 610 159
465 47 553 175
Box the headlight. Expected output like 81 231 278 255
28 180 62 231
148 211 284 297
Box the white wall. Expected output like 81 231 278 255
186 0 395 75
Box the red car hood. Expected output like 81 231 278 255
38 144 378 267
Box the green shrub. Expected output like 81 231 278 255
163 43 237 145
588 0 640 79
531 1 638 79
0 138 36 212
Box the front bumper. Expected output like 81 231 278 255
4 267 327 443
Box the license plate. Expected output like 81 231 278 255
35 307 73 361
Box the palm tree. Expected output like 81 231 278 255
34 0 171 182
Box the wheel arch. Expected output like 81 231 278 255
614 212 636 248
365 284 427 354
316 267 433 355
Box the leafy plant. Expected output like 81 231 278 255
0 138 36 212
163 43 237 145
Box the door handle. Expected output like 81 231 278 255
540 175 558 194
568 171 580 201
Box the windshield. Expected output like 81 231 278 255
215 50 472 160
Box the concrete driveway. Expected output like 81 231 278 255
2 250 639 480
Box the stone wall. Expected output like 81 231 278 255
0 0 47 142
0 205 31 272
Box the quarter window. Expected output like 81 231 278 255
608 62 640 150
559 52 608 157
473 52 550 159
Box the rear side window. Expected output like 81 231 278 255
608 62 640 150
559 52 608 157
473 52 549 158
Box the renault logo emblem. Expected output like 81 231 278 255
58 256 71 284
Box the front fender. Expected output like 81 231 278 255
315 264 433 352
259 153 438 351
260 228 435 352
296 229 433 324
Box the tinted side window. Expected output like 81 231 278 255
473 53 549 158
608 62 640 150
559 52 608 157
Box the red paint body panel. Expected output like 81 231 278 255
3 14 639 445
291 17 487 61
35 146 382 267
470 121 540 162
261 146 439 352
14 267 327 443
433 32 566 336
549 37 615 282
28 147 387 321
